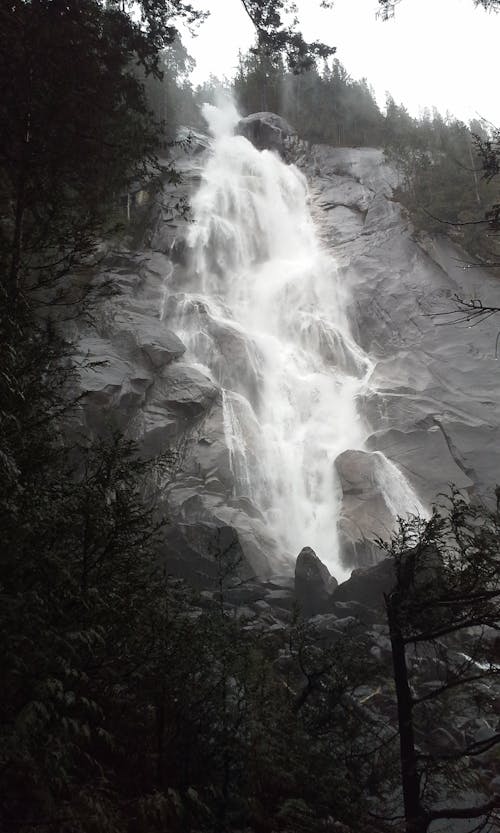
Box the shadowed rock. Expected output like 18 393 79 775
295 546 338 617
333 558 394 612
236 112 295 153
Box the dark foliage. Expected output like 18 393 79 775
239 0 335 72
384 102 500 268
381 492 500 833
235 49 384 147
378 0 500 19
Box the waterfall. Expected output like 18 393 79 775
167 102 426 578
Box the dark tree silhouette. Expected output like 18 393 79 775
381 493 500 833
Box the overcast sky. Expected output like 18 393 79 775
184 0 499 124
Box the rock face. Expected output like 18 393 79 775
306 145 500 516
294 546 338 616
236 112 296 154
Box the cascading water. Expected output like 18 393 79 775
167 101 425 578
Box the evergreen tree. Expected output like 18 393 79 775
381 492 500 833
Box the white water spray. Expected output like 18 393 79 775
168 103 425 577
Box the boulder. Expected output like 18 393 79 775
149 363 218 416
333 558 395 612
109 315 186 369
294 546 338 617
236 112 296 154
139 364 218 455
160 521 251 587
334 449 398 568
333 544 442 618
139 327 186 369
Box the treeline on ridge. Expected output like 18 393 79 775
146 35 500 266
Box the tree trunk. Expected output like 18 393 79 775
155 679 166 789
385 593 427 833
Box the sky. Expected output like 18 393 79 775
183 0 500 125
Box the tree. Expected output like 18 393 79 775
238 0 335 71
381 492 500 833
0 0 175 304
235 49 384 147
384 106 500 270
378 0 500 18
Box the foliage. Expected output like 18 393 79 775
380 491 500 833
235 49 385 147
238 0 335 72
0 0 163 301
378 0 500 18
384 102 500 267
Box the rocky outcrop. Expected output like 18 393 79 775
294 546 338 616
333 558 393 611
236 111 296 154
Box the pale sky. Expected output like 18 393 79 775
183 0 500 124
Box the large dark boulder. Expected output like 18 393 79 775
333 558 394 612
332 545 442 615
236 112 296 154
160 522 251 588
294 546 338 617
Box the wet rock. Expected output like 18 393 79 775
294 546 338 617
160 521 252 587
224 584 266 605
149 363 218 415
264 588 296 611
321 205 365 245
366 426 474 506
206 318 265 407
297 313 370 378
265 575 295 591
316 175 374 213
181 400 234 490
174 126 211 157
236 112 295 153
308 613 345 640
141 328 186 368
109 315 186 369
139 364 218 456
333 558 395 612
330 599 382 626
165 484 283 577
78 335 153 431
334 449 396 568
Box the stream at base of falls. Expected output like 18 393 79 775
165 102 426 579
